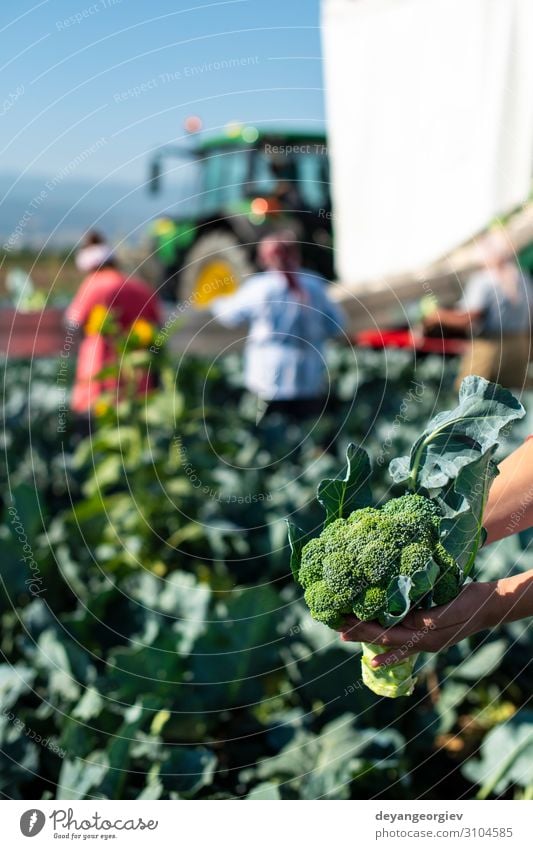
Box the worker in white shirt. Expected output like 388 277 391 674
210 231 346 419
424 230 533 390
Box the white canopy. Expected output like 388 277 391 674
322 0 533 283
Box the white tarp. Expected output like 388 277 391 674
322 0 533 283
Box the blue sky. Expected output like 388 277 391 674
1 0 325 189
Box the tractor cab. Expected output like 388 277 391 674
148 127 333 304
196 130 330 215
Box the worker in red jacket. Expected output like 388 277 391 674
65 232 162 416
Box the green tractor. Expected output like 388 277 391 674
148 126 333 305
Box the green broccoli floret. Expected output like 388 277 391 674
321 518 354 561
382 493 441 522
432 568 461 606
357 538 400 584
433 541 457 572
345 510 384 544
298 537 325 589
400 542 433 576
346 506 381 525
431 541 461 604
303 580 347 628
321 517 351 543
353 586 388 621
322 556 364 605
383 493 441 547
325 510 401 590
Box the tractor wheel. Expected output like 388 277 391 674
180 230 255 309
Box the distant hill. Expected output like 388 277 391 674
0 171 187 250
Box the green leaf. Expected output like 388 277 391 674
56 751 109 800
247 781 281 800
36 630 81 703
241 715 404 800
0 665 35 711
82 455 124 497
157 746 217 798
6 484 44 548
286 520 310 582
317 443 372 526
388 554 440 614
450 638 508 681
96 702 147 799
409 557 440 604
382 575 412 626
462 711 533 798
72 687 103 721
138 778 163 800
390 376 524 493
388 377 524 589
439 452 499 575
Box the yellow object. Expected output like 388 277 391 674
150 709 171 735
153 218 176 236
93 399 110 418
85 304 109 336
131 318 155 347
225 121 242 138
192 260 237 308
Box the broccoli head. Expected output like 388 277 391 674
297 493 457 630
324 511 400 591
321 516 351 537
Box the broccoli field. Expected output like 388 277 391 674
2 347 533 801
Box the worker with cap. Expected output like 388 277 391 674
65 231 162 420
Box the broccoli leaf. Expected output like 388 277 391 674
462 710 533 798
382 575 412 626
390 376 524 493
409 557 440 603
317 443 372 527
286 521 311 582
439 452 498 575
382 556 440 626
390 376 524 579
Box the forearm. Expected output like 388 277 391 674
431 308 477 333
495 570 533 624
484 439 533 543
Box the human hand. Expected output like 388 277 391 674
336 581 501 669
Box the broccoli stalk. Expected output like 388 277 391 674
360 644 418 698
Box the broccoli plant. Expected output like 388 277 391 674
287 376 525 698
